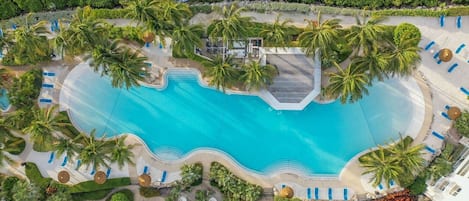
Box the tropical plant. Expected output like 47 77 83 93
202 55 238 91
351 50 390 82
325 63 369 104
7 68 42 109
110 192 130 201
155 0 192 28
298 12 342 60
0 176 19 201
45 191 73 201
23 105 71 151
89 39 148 89
240 61 278 91
78 129 112 171
388 136 425 176
426 143 459 182
110 136 135 170
3 109 35 130
0 30 12 51
360 146 402 188
394 23 421 47
0 126 20 168
0 68 12 89
181 163 203 188
12 180 42 201
386 35 421 77
124 0 158 27
209 4 252 57
259 14 293 48
455 110 469 137
52 136 81 162
346 15 387 56
171 24 204 57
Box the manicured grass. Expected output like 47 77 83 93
24 162 53 188
106 189 134 201
69 178 131 193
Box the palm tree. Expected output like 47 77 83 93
259 14 293 48
209 4 252 59
110 136 135 170
202 55 238 91
0 29 12 51
351 50 390 82
12 180 42 201
240 61 277 91
23 106 71 151
298 13 342 59
156 0 191 28
388 136 425 176
52 137 80 162
171 24 204 57
325 63 369 104
78 129 112 171
89 40 148 89
386 35 421 77
124 0 158 27
0 125 18 168
360 146 403 188
346 15 387 56
10 20 50 64
426 143 458 182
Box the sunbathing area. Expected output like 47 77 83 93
1 1 469 201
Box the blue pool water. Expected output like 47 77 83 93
0 89 10 111
61 65 421 175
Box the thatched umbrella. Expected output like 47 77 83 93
57 170 70 183
138 174 151 187
279 186 294 198
439 48 453 62
94 171 106 184
448 106 462 120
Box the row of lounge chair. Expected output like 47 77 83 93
142 165 168 183
424 41 466 72
439 15 463 29
48 152 112 179
39 71 56 104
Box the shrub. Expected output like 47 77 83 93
190 5 213 14
139 187 160 198
13 0 44 12
394 23 421 46
68 178 131 193
455 111 469 137
1 176 20 201
110 192 130 201
106 189 134 201
447 6 469 16
8 68 43 109
181 163 203 188
90 8 130 19
408 176 427 195
0 0 20 20
71 189 112 200
109 26 145 44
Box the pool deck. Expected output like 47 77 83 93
3 12 468 201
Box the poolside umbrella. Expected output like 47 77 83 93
142 31 155 48
94 171 107 184
279 186 294 198
138 174 151 187
439 48 453 62
448 106 462 120
57 170 70 183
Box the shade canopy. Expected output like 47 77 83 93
142 31 155 43
448 106 462 120
94 171 107 184
138 174 151 187
57 170 70 183
439 48 453 62
279 186 294 198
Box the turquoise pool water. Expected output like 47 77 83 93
0 89 10 111
61 65 421 175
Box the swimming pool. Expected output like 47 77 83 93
0 89 10 111
60 64 424 176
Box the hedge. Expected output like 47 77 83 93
71 189 113 201
90 8 130 19
68 177 131 193
24 162 53 188
106 189 134 201
139 187 160 198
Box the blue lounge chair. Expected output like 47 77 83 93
315 188 319 200
106 168 111 178
433 52 440 59
61 156 68 166
307 188 312 199
425 145 436 154
75 159 81 170
432 131 445 140
378 183 383 190
441 112 451 120
12 24 17 30
39 98 52 103
159 43 163 49
424 41 435 51
344 188 348 200
161 170 167 183
445 105 450 110
48 152 55 164
145 42 151 48
461 87 469 96
143 166 149 174
456 44 466 54
457 16 462 29
328 188 332 200
440 15 445 27
448 63 459 73
281 184 285 189
42 83 54 88
90 168 96 175
437 60 442 64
